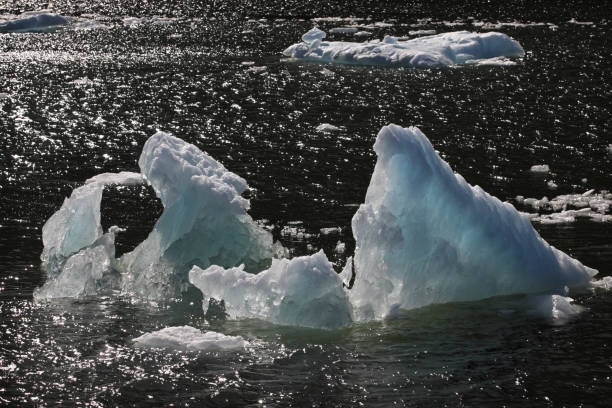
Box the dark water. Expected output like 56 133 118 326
1 1 611 406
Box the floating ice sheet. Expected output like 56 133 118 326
283 30 524 68
189 250 352 329
348 124 597 321
133 326 248 351
0 12 70 33
516 190 612 224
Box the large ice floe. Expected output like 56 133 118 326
38 132 281 301
0 12 70 33
283 28 524 67
189 250 353 329
133 326 248 351
346 125 597 321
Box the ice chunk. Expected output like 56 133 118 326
40 171 143 279
530 164 550 173
316 123 341 132
35 227 122 300
0 13 70 33
529 294 582 323
189 250 353 329
329 27 358 34
301 27 326 44
133 326 247 351
118 132 281 299
348 124 597 321
518 190 612 224
283 30 524 68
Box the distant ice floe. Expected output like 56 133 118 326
329 27 358 34
0 12 70 33
283 29 524 68
189 250 353 329
517 190 612 224
530 164 550 173
347 124 596 321
316 123 341 132
133 326 248 351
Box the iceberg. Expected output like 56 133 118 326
283 29 524 68
189 250 353 329
348 124 597 321
116 132 282 299
38 132 281 300
133 326 248 351
0 13 70 33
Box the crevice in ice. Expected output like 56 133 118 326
283 29 525 68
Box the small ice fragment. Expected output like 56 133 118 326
329 27 358 34
0 13 70 33
301 27 326 44
530 164 550 173
353 31 372 37
335 241 346 254
529 293 582 323
133 326 248 351
547 180 558 189
316 123 340 132
320 227 342 235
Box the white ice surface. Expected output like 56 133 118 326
529 293 582 323
133 326 248 351
40 171 143 279
35 227 122 300
283 30 524 68
348 124 597 321
189 250 353 329
0 13 70 33
316 123 341 132
118 132 281 299
530 164 550 173
517 190 612 224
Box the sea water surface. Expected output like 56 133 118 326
1 1 611 406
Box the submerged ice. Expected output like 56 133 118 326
283 29 524 67
347 124 597 321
